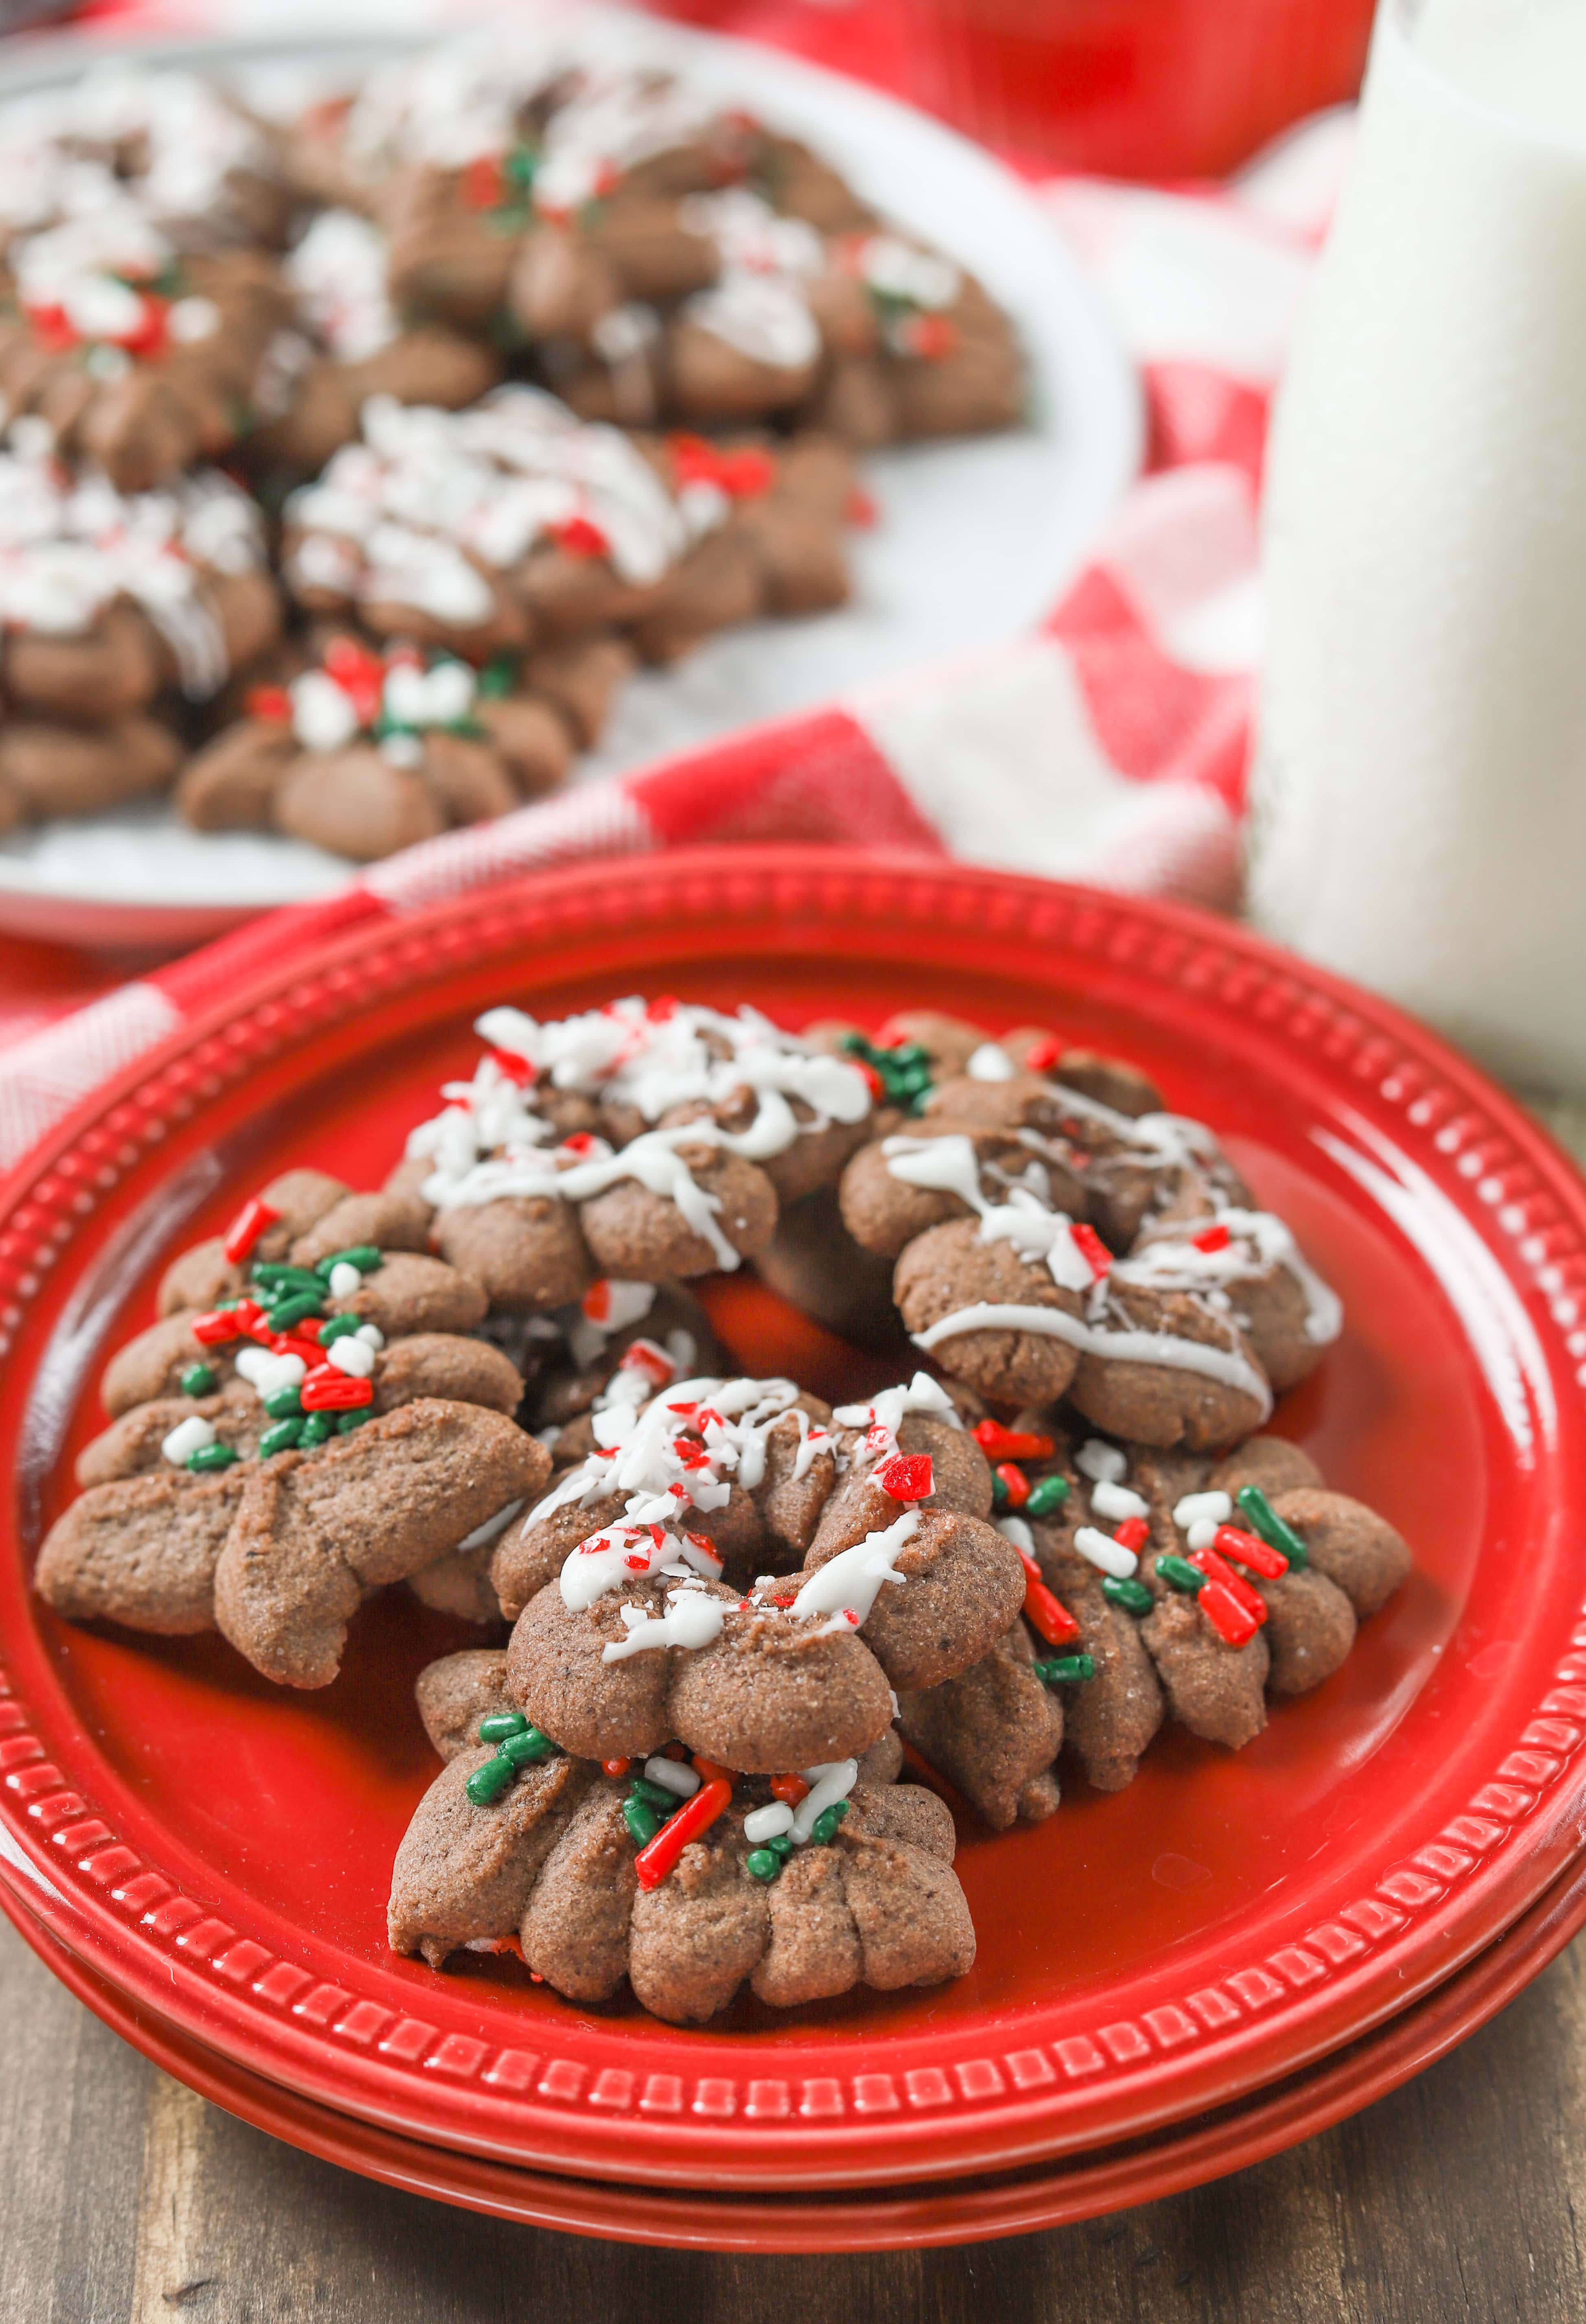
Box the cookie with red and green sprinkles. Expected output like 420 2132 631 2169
35 1172 549 1685
391 1647 973 2024
895 1420 1412 1828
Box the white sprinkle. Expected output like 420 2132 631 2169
326 1336 375 1378
996 1515 1035 1556
1073 1524 1139 1580
1075 1439 1127 1485
355 1322 384 1350
744 1802 794 1842
1174 1490 1233 1531
162 1415 216 1465
1091 1479 1148 1523
1187 1519 1219 1552
455 1498 525 1555
966 1042 1016 1082
643 1756 700 1799
790 1758 859 1844
328 1261 362 1299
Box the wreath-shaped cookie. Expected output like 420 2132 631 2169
389 1647 974 2022
897 1422 1412 1828
763 1011 1343 1450
492 1362 1023 1771
387 996 880 1312
35 1167 548 1687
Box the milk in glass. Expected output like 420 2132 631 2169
1251 0 1586 1085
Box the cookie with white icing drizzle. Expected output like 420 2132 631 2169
390 1647 974 2024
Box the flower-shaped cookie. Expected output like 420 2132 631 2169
897 1423 1412 1828
494 1365 1023 1772
35 1167 548 1686
389 1647 974 2022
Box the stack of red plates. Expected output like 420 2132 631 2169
3 848 1584 2251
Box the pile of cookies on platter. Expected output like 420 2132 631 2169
0 25 1023 860
35 999 1412 2025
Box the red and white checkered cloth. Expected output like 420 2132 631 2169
0 15 1354 1174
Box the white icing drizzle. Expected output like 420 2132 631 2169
831 1370 959 1438
909 1300 1275 1420
0 433 262 696
676 189 823 372
882 1132 1094 1293
1123 1207 1344 1347
548 1371 825 1606
286 387 700 603
406 999 871 1258
847 231 960 312
602 1585 725 1662
285 210 398 364
0 65 268 238
454 1498 526 1556
791 1508 918 1624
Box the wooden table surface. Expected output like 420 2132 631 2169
8 1092 1586 2324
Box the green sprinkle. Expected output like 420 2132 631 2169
298 1412 335 1448
259 1418 305 1458
336 1409 370 1434
768 1832 795 1858
629 1774 680 1813
477 654 519 698
465 1755 518 1807
314 1245 382 1281
1025 1475 1070 1517
263 1385 303 1419
264 1292 324 1334
1034 1653 1096 1685
1158 1553 1205 1595
1237 1485 1308 1569
479 1712 529 1743
1103 1575 1154 1616
504 143 537 188
890 1044 929 1070
186 1442 238 1473
811 1800 851 1846
179 1363 217 1398
991 1470 1010 1508
623 1794 660 1849
250 1263 324 1295
745 1848 781 1883
499 1725 554 1767
317 1312 364 1345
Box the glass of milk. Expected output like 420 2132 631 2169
1250 0 1586 1088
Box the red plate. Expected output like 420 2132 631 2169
2 847 1585 2198
6 1841 1584 2250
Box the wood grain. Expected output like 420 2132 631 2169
6 1090 1586 2319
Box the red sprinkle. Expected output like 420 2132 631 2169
1070 1222 1113 1280
1192 1223 1232 1253
770 1773 809 1806
552 514 611 561
245 685 293 724
1190 1544 1268 1624
691 1755 733 1785
876 1453 934 1502
461 151 505 209
321 634 384 727
223 1196 280 1266
634 1777 732 1890
560 1132 600 1157
854 1058 886 1104
270 1332 324 1364
489 1046 536 1087
994 1461 1030 1509
1196 1578 1261 1648
1012 1543 1082 1646
845 485 878 528
1113 1516 1150 1553
646 995 682 1020
716 446 775 500
1213 1523 1288 1579
903 311 959 360
191 1308 241 1346
602 1758 631 1779
300 1372 374 1412
974 1420 1055 1462
1022 1033 1066 1074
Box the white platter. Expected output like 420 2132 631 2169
0 12 1142 947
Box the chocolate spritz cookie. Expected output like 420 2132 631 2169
301 28 1022 446
392 995 880 1312
389 1646 973 2022
0 423 281 828
804 1012 1342 1446
280 387 858 674
35 1168 548 1687
178 630 573 862
494 1363 1022 1773
897 1420 1412 1828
